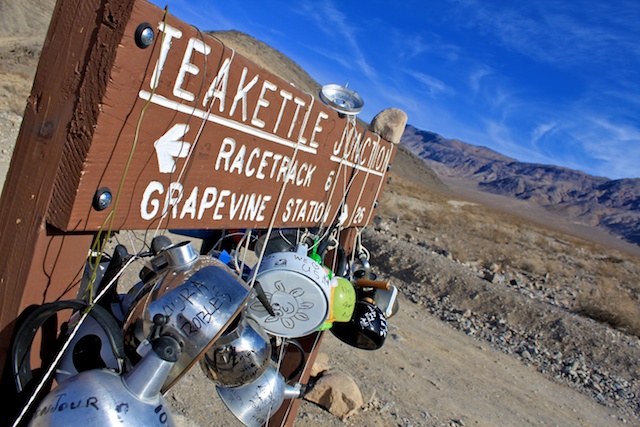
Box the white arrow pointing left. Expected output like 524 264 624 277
154 123 191 173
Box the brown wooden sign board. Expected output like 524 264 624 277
0 0 398 424
48 0 395 233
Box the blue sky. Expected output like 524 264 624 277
149 0 640 180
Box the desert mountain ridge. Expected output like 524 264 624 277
401 124 640 247
0 0 637 254
1 3 640 426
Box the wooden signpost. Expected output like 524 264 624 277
0 0 402 424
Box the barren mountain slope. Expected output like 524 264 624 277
402 124 640 248
0 4 639 427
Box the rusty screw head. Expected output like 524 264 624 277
135 23 154 48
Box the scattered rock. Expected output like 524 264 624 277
304 369 364 419
310 352 332 377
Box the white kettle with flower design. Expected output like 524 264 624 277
247 243 331 338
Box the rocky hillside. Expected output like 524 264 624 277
402 124 640 247
2 5 640 426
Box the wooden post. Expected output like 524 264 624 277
0 0 399 424
0 0 134 388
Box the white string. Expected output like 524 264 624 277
249 91 315 289
152 41 236 238
365 142 394 225
346 132 377 225
12 255 138 427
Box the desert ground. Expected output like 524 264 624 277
1 2 639 426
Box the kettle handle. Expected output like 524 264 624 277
11 300 125 394
355 278 391 290
277 339 306 383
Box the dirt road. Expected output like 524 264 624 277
164 294 631 427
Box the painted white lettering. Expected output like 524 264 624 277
310 111 328 149
164 182 184 219
214 189 231 220
256 195 271 221
180 186 199 219
270 153 283 179
150 23 182 89
251 80 277 128
287 97 306 138
281 198 331 223
333 125 349 156
216 137 236 171
140 181 274 223
324 170 335 191
229 193 244 220
141 181 164 220
282 198 294 222
277 157 290 182
376 145 388 170
215 141 315 186
244 194 260 221
303 164 316 187
296 99 312 145
274 90 293 133
229 67 259 121
174 37 211 102
203 57 231 111
229 145 246 174
245 147 261 177
256 150 273 179
198 187 218 220
367 136 381 169
295 200 307 222
296 164 307 187
359 136 372 166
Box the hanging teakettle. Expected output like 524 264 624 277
122 241 251 390
216 364 303 427
246 243 331 338
28 337 180 426
199 313 272 388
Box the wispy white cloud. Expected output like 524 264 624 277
468 65 493 97
298 42 357 72
296 0 377 79
448 0 640 71
405 70 453 98
531 122 559 145
391 30 461 63
570 116 640 178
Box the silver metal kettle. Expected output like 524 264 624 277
199 313 272 388
216 364 303 427
28 337 181 426
123 241 252 391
